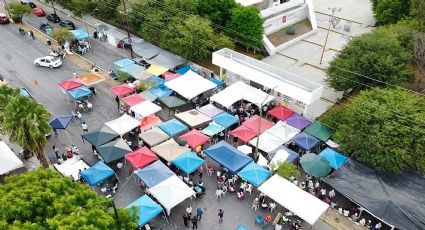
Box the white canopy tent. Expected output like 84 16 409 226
53 155 89 181
164 70 216 100
175 109 212 128
268 149 290 170
259 175 329 225
210 81 274 108
257 154 268 168
266 121 301 142
130 100 162 120
0 141 24 175
151 139 190 162
149 175 196 215
249 132 285 153
105 114 140 136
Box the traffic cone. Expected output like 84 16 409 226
34 79 38 85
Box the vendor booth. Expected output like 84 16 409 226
172 151 205 175
286 113 311 130
0 141 24 175
130 100 162 120
213 112 239 129
242 115 274 135
304 121 334 142
201 122 225 137
77 73 105 86
249 132 285 153
164 70 216 100
111 84 135 97
149 50 185 70
59 79 84 92
105 114 140 136
175 109 212 129
146 64 169 76
268 146 299 170
80 161 115 186
119 64 146 80
127 195 164 227
136 160 174 188
178 129 210 149
158 96 187 113
97 138 132 163
139 127 170 147
151 139 190 162
113 58 134 69
82 125 119 147
53 155 89 181
238 162 271 187
229 126 257 143
148 87 173 98
70 29 89 40
125 147 158 170
205 141 253 173
291 132 321 152
319 147 348 170
267 104 294 121
159 119 188 137
68 86 92 100
121 94 145 107
266 121 301 143
140 115 162 131
197 103 224 118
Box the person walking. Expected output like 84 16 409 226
183 214 189 228
196 207 204 221
82 121 88 133
73 71 77 78
53 145 60 159
29 30 35 39
185 206 193 217
191 216 198 229
218 209 224 223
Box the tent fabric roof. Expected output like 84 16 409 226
159 119 188 137
205 141 253 173
53 156 89 181
319 147 348 170
0 141 24 175
132 42 161 59
139 91 158 102
197 103 224 118
130 100 162 119
140 115 162 131
304 121 334 142
133 71 154 81
249 132 285 153
286 113 311 130
202 122 225 136
175 110 212 128
68 86 92 100
242 115 274 135
238 162 271 187
80 161 115 186
237 145 252 154
59 79 84 91
213 112 239 129
70 29 89 40
267 105 294 121
147 76 166 88
105 114 140 136
268 146 299 165
148 87 173 98
323 159 425 230
77 73 105 86
175 65 191 75
292 132 321 151
151 138 190 162
164 70 216 100
149 51 185 70
158 96 187 109
259 175 329 225
125 147 158 169
149 175 196 215
146 64 169 76
172 151 205 174
162 72 180 80
229 125 257 143
127 195 164 226
119 64 145 79
139 127 170 147
111 84 135 97
300 153 332 178
178 129 210 148
136 160 174 188
266 120 301 142
49 115 73 130
113 58 134 68
82 125 119 147
97 138 132 163
121 94 145 107
208 77 224 88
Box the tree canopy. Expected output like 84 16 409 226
197 0 237 26
226 6 264 49
52 28 75 46
372 0 411 25
319 88 425 174
0 169 137 229
275 162 301 180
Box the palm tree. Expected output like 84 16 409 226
2 96 51 167
0 85 19 124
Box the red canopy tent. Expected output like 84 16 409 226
242 115 274 134
267 105 294 121
59 79 84 91
125 146 158 169
111 84 135 97
229 125 257 143
162 72 181 80
121 94 145 107
140 115 162 131
178 129 210 148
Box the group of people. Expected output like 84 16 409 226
228 100 276 124
70 39 91 55
52 145 80 164
182 206 204 229
93 30 107 42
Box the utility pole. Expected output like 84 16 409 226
50 0 57 15
319 7 341 65
111 199 120 228
3 0 11 18
122 0 134 58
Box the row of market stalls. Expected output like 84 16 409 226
58 73 105 102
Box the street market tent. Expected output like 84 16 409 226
197 103 224 118
172 151 205 174
286 113 311 130
70 29 89 40
149 50 186 70
149 175 196 215
68 86 92 100
151 138 190 162
267 105 294 121
139 91 158 102
105 114 140 136
127 195 164 226
202 122 225 136
323 159 425 230
242 115 274 134
49 115 73 130
139 127 170 147
266 121 301 142
259 175 329 225
97 138 132 163
237 145 252 154
208 77 224 88
125 147 158 169
175 65 191 75
175 109 212 128
113 58 134 68
80 161 115 186
162 72 180 80
268 146 299 169
300 153 331 178
59 79 84 91
136 160 174 188
147 76 166 88
130 100 162 120
159 119 188 137
178 129 210 148
158 96 187 109
77 73 105 86
119 64 146 80
249 132 285 153
134 71 155 81
229 125 257 143
53 155 89 181
121 94 145 107
148 87 173 98
213 112 239 129
304 121 334 142
146 64 169 76
111 84 135 97
140 115 162 131
210 81 274 108
238 162 271 187
292 132 320 151
319 148 348 170
205 141 253 173
0 141 24 175
132 42 162 59
82 125 119 147
164 70 216 100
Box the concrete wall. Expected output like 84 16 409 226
263 4 309 35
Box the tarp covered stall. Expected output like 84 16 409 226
139 127 170 147
151 139 189 162
121 94 145 107
242 115 274 135
119 64 146 80
229 126 257 143
130 100 162 120
148 87 173 98
149 175 196 215
172 151 205 174
139 91 158 102
136 160 174 188
113 58 134 68
238 162 271 187
249 132 285 153
213 112 239 129
125 147 158 169
259 175 329 225
105 114 140 136
97 138 132 163
133 71 155 81
292 132 321 151
82 125 119 147
111 84 135 97
140 115 162 131
53 155 89 181
77 73 105 86
164 70 216 100
133 42 162 59
300 153 331 178
197 103 224 118
319 148 347 170
159 119 188 137
286 113 311 130
0 141 24 175
175 110 212 129
304 121 334 142
158 96 187 109
202 122 225 136
68 86 92 100
70 29 89 40
59 79 84 91
162 72 180 80
266 121 300 143
127 195 164 226
323 159 425 230
178 129 210 149
146 64 169 76
268 146 299 168
149 51 185 70
80 161 115 186
205 141 253 173
267 105 294 121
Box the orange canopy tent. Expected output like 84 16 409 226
140 115 162 131
77 73 105 86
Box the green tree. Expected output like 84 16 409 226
7 3 31 23
319 88 425 174
0 85 19 125
71 0 97 17
52 27 75 46
52 0 73 10
197 0 237 26
0 169 138 229
226 6 264 49
93 0 122 19
373 0 411 25
275 162 301 180
1 97 51 167
411 0 425 23
326 29 411 92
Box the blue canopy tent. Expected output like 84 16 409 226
159 118 188 137
208 77 224 88
172 151 205 175
80 161 115 186
68 86 93 100
236 225 249 230
238 162 271 187
149 87 173 98
205 141 253 173
268 146 299 163
70 29 89 40
136 160 174 188
127 195 164 226
49 115 73 143
175 65 191 75
202 122 225 136
292 132 321 151
139 91 158 101
113 58 134 69
147 76 165 88
119 64 145 79
213 112 239 129
20 88 32 98
319 147 348 170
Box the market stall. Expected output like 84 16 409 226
237 162 271 187
213 112 239 129
97 138 132 163
291 132 321 151
319 147 348 170
172 151 205 174
164 70 216 100
111 84 135 97
249 132 285 153
204 141 253 173
286 113 311 130
266 121 300 143
136 160 174 188
53 155 89 181
139 127 170 147
197 103 224 118
80 161 115 186
304 121 334 142
175 109 212 129
159 119 188 137
113 58 134 69
140 115 162 131
127 195 165 227
201 122 225 137
68 86 93 100
105 114 140 136
77 73 105 86
82 125 119 147
0 141 24 175
121 94 145 107
267 104 294 121
242 115 274 135
229 126 257 143
178 129 210 149
130 100 162 120
125 147 158 170
151 139 190 162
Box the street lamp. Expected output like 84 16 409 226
319 7 342 65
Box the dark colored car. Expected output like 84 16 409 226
39 22 52 32
0 13 9 24
20 0 36 8
46 13 60 23
59 20 75 30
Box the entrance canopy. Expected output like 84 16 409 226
105 114 140 136
202 122 225 136
151 139 190 162
242 115 274 135
82 125 119 147
304 121 334 142
286 113 311 130
139 127 170 147
127 195 164 227
205 141 253 173
178 129 210 148
164 70 216 100
77 73 105 86
49 115 73 130
111 84 135 97
238 162 271 187
113 58 134 68
259 175 329 225
53 156 89 181
172 151 205 174
159 119 188 137
80 161 115 186
197 103 224 118
292 132 320 151
59 79 84 91
319 147 348 170
140 115 162 131
130 100 162 119
97 138 132 163
121 94 145 107
266 121 300 142
175 109 212 128
267 105 294 121
68 86 92 100
229 125 257 143
125 147 158 169
213 112 239 129
0 141 24 175
136 160 174 188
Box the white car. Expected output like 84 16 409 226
34 56 62 68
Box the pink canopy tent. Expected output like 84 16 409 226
140 115 162 131
121 94 145 107
111 84 135 97
178 129 210 148
162 72 181 80
242 115 274 134
125 146 158 169
267 105 294 121
59 79 84 91
229 125 257 143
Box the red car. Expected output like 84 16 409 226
32 8 45 17
0 13 9 24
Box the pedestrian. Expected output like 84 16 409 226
73 71 77 78
183 214 189 228
53 128 58 136
191 216 198 229
53 145 59 159
196 207 204 221
218 209 224 223
82 121 88 133
29 30 35 39
76 111 83 122
329 189 336 199
185 206 192 217
115 96 120 109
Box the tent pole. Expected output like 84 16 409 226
65 130 72 144
163 210 170 224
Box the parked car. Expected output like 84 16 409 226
0 13 9 24
59 20 75 30
39 22 52 33
46 13 60 23
32 8 45 17
20 0 36 8
34 56 62 68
